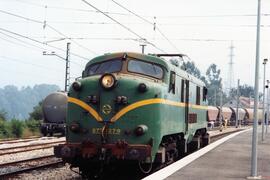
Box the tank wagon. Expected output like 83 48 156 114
41 92 67 136
54 52 209 177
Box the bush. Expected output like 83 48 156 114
0 120 9 138
10 119 24 138
25 119 40 133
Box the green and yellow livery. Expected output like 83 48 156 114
54 52 209 177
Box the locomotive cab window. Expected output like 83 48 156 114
86 59 123 76
127 60 164 79
196 86 200 105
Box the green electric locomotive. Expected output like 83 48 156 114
54 52 209 176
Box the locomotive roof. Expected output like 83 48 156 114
85 52 169 70
86 52 205 87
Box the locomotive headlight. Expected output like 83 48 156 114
72 81 81 91
100 74 116 89
134 125 148 136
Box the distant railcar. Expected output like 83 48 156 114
244 108 254 125
243 108 263 125
230 107 246 126
207 106 219 127
216 107 233 125
40 92 67 136
207 106 219 122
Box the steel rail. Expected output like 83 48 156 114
0 136 41 144
0 155 55 168
0 141 65 156
0 140 65 151
0 159 63 178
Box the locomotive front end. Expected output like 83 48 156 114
54 53 168 174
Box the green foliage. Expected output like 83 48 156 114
0 109 7 121
205 64 222 86
230 84 254 98
180 61 224 106
181 61 202 79
25 119 41 133
29 101 43 120
9 119 24 138
205 64 224 106
0 119 41 139
0 120 10 138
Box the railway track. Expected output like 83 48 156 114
0 136 41 145
209 128 244 143
1 128 245 180
0 140 66 156
0 155 63 179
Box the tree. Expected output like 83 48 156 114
205 64 222 87
0 109 7 121
229 84 263 100
205 64 224 106
0 84 59 120
29 101 43 120
181 61 202 79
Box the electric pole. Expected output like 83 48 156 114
43 42 71 92
250 0 261 178
236 79 240 128
262 58 268 141
266 80 269 133
227 41 235 94
65 42 70 92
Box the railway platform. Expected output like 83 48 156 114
144 127 270 180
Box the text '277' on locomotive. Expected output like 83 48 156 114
54 52 209 177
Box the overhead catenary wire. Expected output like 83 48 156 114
81 0 167 53
156 14 270 18
11 0 130 16
0 31 47 51
0 33 84 68
4 19 270 28
0 34 43 52
0 58 64 81
0 9 98 56
46 24 97 55
9 0 270 18
111 0 180 52
0 27 90 62
3 33 270 43
0 55 62 72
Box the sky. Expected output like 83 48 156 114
0 0 270 92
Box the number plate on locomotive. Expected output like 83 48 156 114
92 128 121 135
